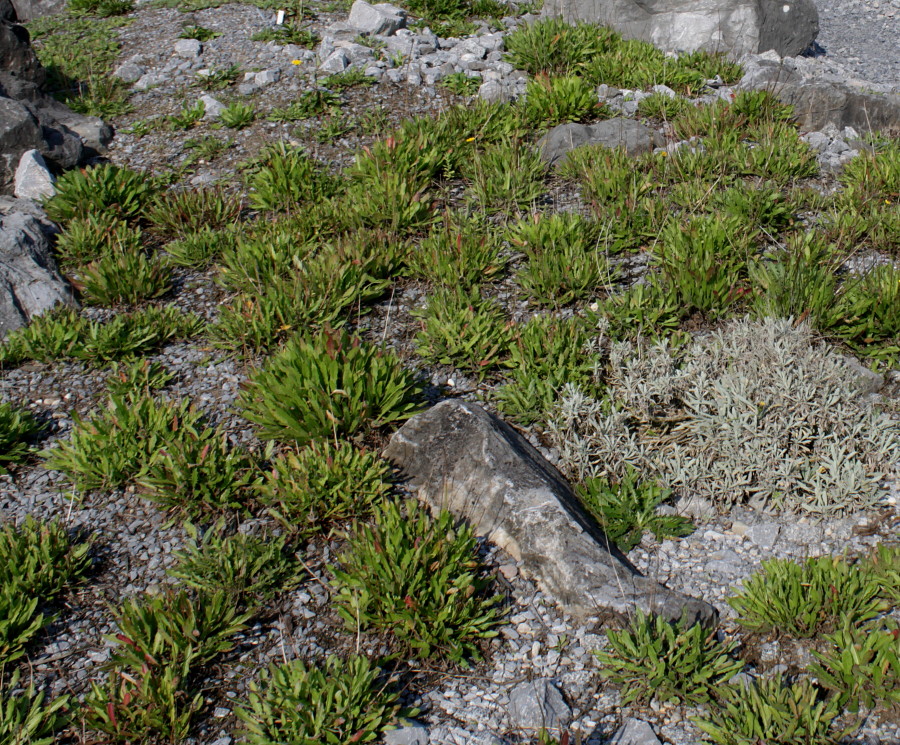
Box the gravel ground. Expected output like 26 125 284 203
811 0 900 88
2 0 899 743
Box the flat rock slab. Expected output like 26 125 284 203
383 400 718 627
538 118 663 167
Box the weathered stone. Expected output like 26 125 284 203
9 0 65 21
383 723 429 745
608 718 662 745
541 0 818 58
347 0 406 36
538 118 663 167
199 94 226 120
739 57 900 134
0 97 41 189
506 679 571 730
174 38 202 58
0 21 43 88
113 61 146 83
0 206 76 338
13 148 53 200
383 400 718 626
319 49 350 73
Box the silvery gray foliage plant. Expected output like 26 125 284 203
549 317 899 514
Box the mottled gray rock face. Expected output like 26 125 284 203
609 718 662 745
383 723 429 745
0 21 112 193
383 400 718 627
0 205 76 338
506 679 571 730
538 118 663 167
739 55 900 134
13 148 54 200
347 0 406 36
9 0 65 21
541 0 818 58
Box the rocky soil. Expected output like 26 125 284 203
2 0 900 743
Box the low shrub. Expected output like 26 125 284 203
576 467 695 552
330 499 505 665
238 328 424 445
0 401 41 474
257 441 392 535
549 318 900 514
594 609 743 706
727 556 886 638
236 655 405 744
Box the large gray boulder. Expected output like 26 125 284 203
739 54 900 134
0 202 76 338
9 0 65 21
383 400 718 627
541 0 818 58
538 118 664 167
0 21 111 192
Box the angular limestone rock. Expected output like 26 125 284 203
538 118 663 167
383 400 718 627
541 0 818 58
0 205 76 337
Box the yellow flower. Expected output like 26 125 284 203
291 59 302 65
465 137 476 142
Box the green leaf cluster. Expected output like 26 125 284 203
0 516 91 665
43 163 159 225
727 555 887 638
0 669 70 745
494 314 602 425
0 402 41 474
413 286 513 377
84 590 250 742
168 522 304 610
594 609 743 706
693 677 854 745
576 466 695 552
239 328 424 445
330 499 505 665
42 393 206 493
257 441 393 535
236 655 406 744
0 306 203 367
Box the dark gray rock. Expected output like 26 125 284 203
383 400 718 626
538 118 663 167
540 0 818 58
739 56 900 134
507 679 571 730
0 204 76 338
0 97 42 189
0 21 112 193
0 21 43 89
